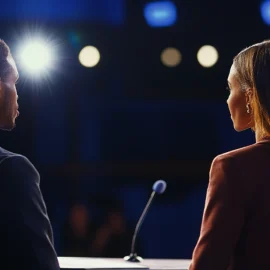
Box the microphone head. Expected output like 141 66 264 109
152 180 167 194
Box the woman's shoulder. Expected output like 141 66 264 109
213 142 268 166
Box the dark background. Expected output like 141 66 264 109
0 0 263 259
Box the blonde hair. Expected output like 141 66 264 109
233 40 270 139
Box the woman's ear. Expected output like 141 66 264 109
245 88 253 103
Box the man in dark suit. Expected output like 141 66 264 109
0 40 60 269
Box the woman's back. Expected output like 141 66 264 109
190 138 270 270
228 139 270 269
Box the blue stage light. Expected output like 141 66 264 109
261 0 270 25
0 0 125 24
144 1 177 27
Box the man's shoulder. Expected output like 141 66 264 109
0 147 38 176
0 146 22 164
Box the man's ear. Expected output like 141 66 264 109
0 80 3 100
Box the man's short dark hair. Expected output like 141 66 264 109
0 40 12 81
0 40 10 60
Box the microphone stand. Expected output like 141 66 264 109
124 191 156 262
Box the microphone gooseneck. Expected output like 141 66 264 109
124 180 167 262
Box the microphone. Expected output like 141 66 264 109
124 179 167 262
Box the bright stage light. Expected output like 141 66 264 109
79 46 100 68
144 1 177 27
20 41 52 74
161 47 182 67
260 0 270 25
197 45 219 68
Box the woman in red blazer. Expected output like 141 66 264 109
189 40 270 270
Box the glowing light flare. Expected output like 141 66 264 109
161 47 182 67
20 41 53 73
261 0 270 25
197 45 219 68
78 46 100 68
144 1 177 27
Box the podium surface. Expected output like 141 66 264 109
58 257 191 270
